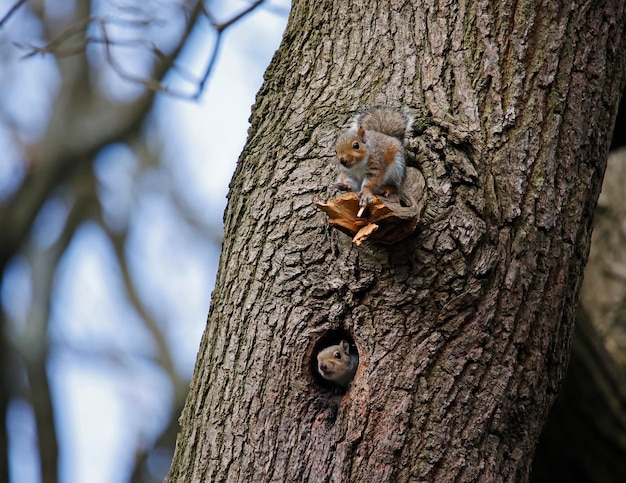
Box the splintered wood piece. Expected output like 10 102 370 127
315 167 426 245
353 223 379 246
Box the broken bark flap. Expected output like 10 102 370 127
315 167 425 246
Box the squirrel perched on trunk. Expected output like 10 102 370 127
316 340 359 390
335 106 412 214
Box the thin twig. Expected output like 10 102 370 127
20 16 93 59
195 0 266 99
204 0 265 31
16 0 269 99
19 14 164 59
100 218 180 387
194 31 224 99
99 18 166 92
0 0 28 29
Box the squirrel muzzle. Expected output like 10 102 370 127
338 154 353 168
318 361 332 376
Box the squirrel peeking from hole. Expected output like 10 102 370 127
316 340 359 390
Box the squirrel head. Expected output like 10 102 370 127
336 126 368 168
317 340 355 384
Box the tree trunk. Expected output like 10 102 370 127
167 0 626 481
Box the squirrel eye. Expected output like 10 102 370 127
352 142 360 150
334 351 342 359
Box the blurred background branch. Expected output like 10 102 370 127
0 1 289 482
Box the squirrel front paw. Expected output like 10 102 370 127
359 190 373 207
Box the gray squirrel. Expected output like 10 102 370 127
335 106 412 212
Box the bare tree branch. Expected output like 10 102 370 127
97 0 268 99
194 0 266 99
98 209 193 483
18 178 96 483
17 14 164 59
0 319 11 483
101 221 182 388
0 1 205 276
14 0 269 100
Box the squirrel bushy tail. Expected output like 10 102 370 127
352 106 413 142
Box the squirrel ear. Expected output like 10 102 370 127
357 125 366 140
340 340 350 353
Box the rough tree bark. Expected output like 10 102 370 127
167 0 626 481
